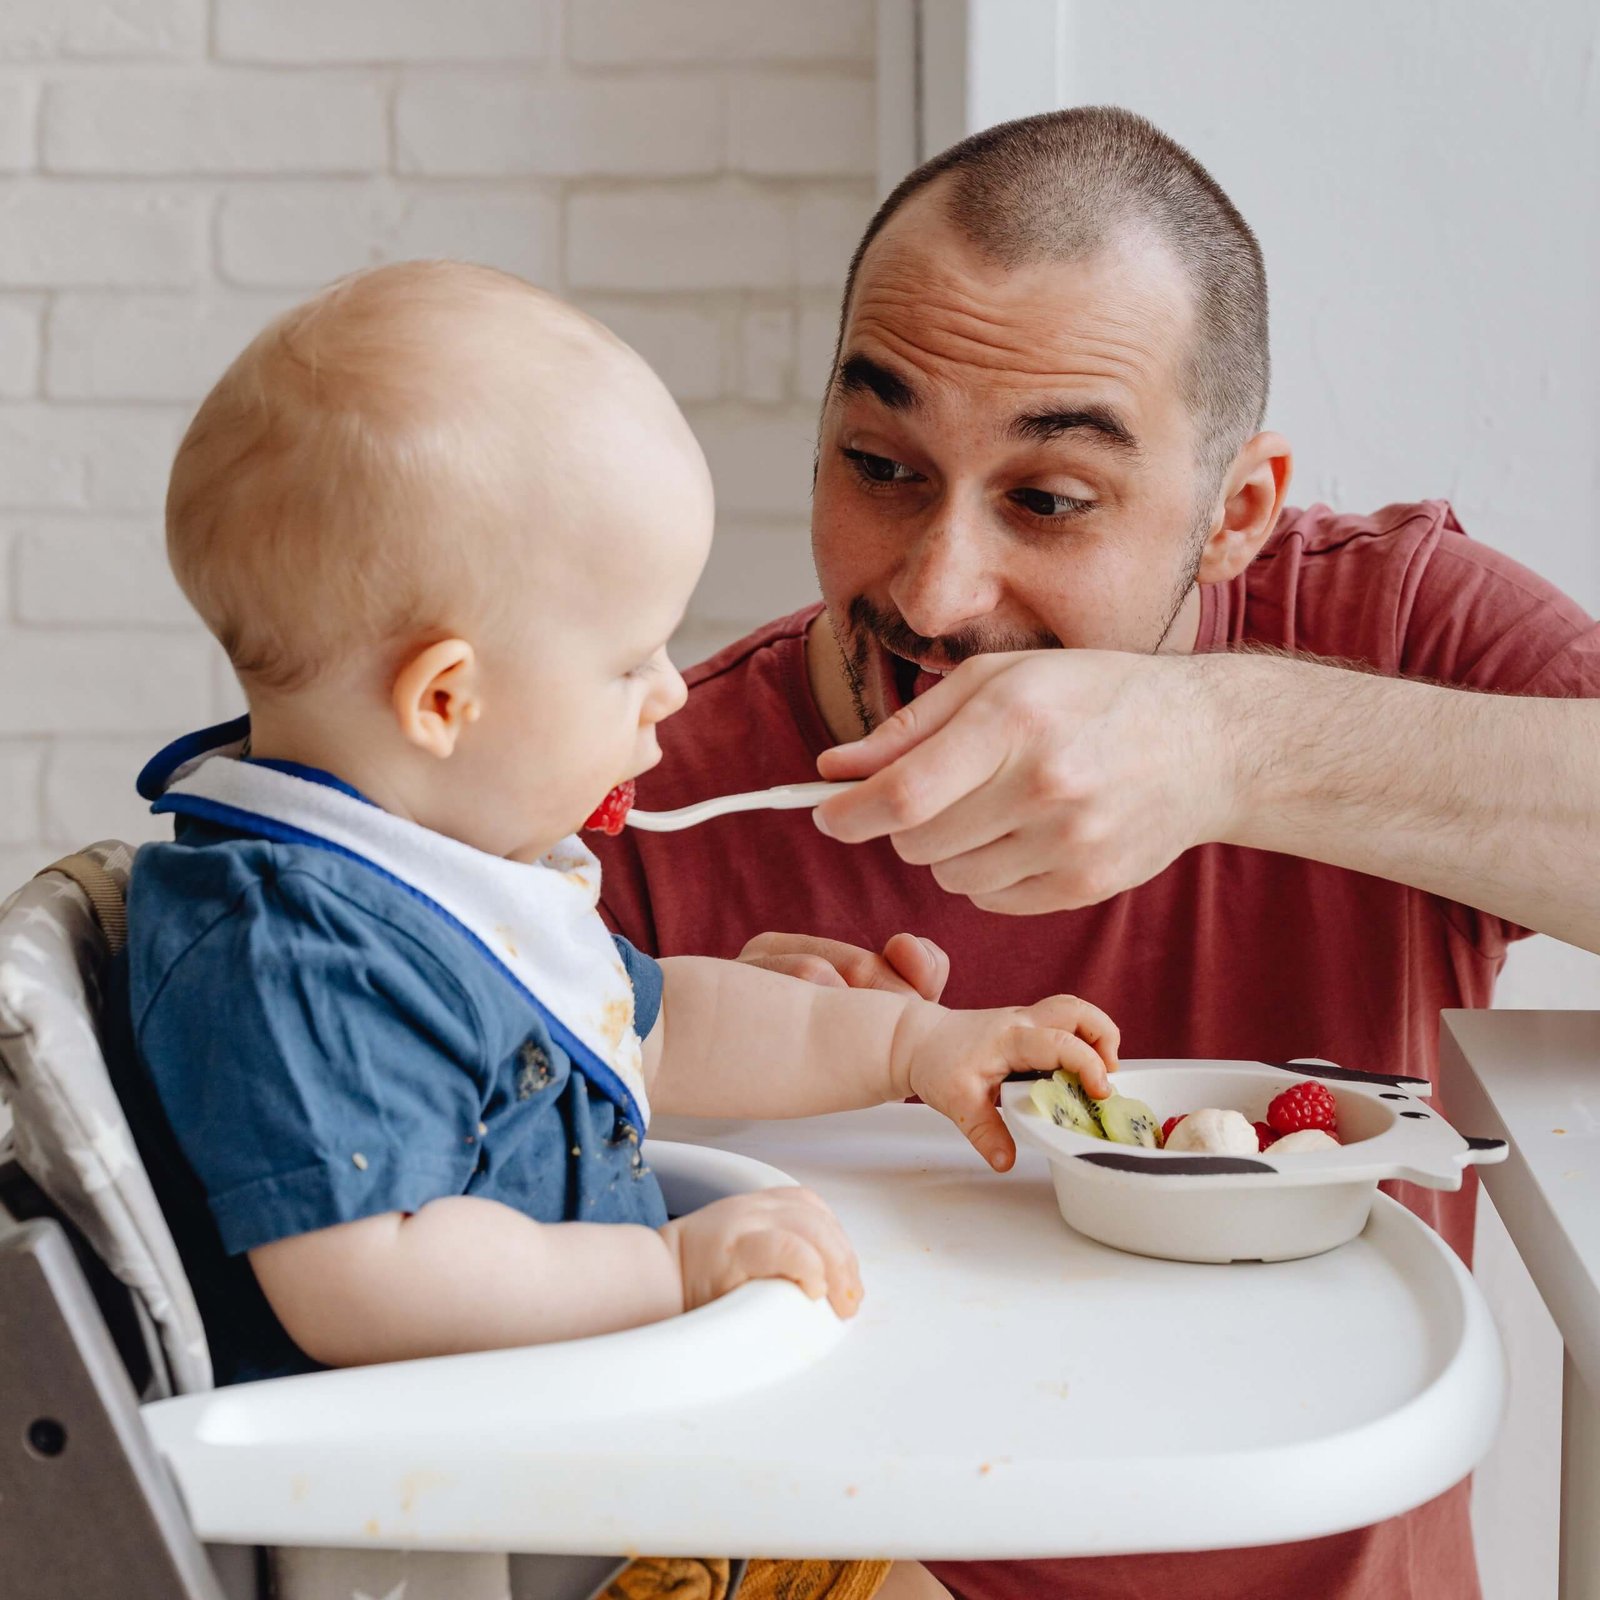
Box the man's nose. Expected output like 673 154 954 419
887 518 1002 643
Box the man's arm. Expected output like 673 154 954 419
1218 654 1600 951
813 649 1600 952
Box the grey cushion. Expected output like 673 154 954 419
0 841 212 1394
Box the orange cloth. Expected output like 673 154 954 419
604 1557 893 1600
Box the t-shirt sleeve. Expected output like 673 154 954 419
612 933 663 1038
133 872 489 1256
1399 508 1600 696
1397 511 1600 954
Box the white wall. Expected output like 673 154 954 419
1 5 1592 1587
0 0 875 878
1053 6 1600 1595
1057 0 1600 1010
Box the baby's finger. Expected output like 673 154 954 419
967 1096 1018 1172
1030 995 1121 1069
767 1198 863 1315
736 1230 828 1304
1004 1024 1114 1100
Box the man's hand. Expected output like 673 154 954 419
814 651 1237 915
660 1187 863 1319
896 995 1121 1172
738 930 950 1001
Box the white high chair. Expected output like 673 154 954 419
1 842 1516 1597
0 842 835 1600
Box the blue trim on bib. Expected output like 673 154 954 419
138 716 251 801
151 790 646 1132
244 758 372 806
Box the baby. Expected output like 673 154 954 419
117 262 1118 1599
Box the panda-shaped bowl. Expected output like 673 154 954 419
999 1058 1509 1264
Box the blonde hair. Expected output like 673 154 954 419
167 260 602 692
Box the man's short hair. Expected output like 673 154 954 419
835 106 1269 482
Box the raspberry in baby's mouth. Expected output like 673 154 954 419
583 781 635 836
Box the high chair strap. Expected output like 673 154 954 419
37 853 128 957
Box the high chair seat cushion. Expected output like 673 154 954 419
0 842 212 1393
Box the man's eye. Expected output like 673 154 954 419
1011 487 1094 518
842 447 917 485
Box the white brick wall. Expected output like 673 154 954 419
0 1 206 63
0 0 874 876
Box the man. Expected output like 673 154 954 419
595 107 1600 1600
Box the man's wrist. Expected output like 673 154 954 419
1186 651 1265 848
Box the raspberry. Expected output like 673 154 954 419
1266 1080 1338 1138
1253 1120 1279 1151
583 780 635 836
1161 1115 1186 1145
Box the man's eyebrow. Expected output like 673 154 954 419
835 353 920 410
1008 403 1141 455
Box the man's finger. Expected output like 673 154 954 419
740 931 929 993
814 692 1013 843
815 658 1006 780
969 872 1110 916
881 931 951 1001
742 953 850 989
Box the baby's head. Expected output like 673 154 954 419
167 261 713 858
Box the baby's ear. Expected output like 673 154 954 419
393 638 481 759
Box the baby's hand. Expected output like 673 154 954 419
903 995 1120 1173
659 1187 863 1319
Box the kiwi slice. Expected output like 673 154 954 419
1029 1071 1106 1138
1094 1094 1162 1148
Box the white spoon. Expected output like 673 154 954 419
625 780 860 832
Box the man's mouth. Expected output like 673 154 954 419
883 647 953 710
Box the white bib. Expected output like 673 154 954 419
143 723 650 1130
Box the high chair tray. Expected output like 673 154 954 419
141 1101 1504 1561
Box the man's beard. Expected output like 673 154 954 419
832 597 1055 737
830 524 1208 738
1153 519 1208 651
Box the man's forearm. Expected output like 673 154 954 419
1211 653 1600 951
650 955 926 1118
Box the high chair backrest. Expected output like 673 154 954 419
0 843 212 1395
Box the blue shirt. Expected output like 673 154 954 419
115 809 666 1385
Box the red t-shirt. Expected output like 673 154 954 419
596 503 1600 1600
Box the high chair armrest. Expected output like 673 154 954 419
139 1141 843 1555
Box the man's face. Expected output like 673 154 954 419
812 194 1216 731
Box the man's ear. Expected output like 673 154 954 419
1196 431 1293 585
392 638 482 759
